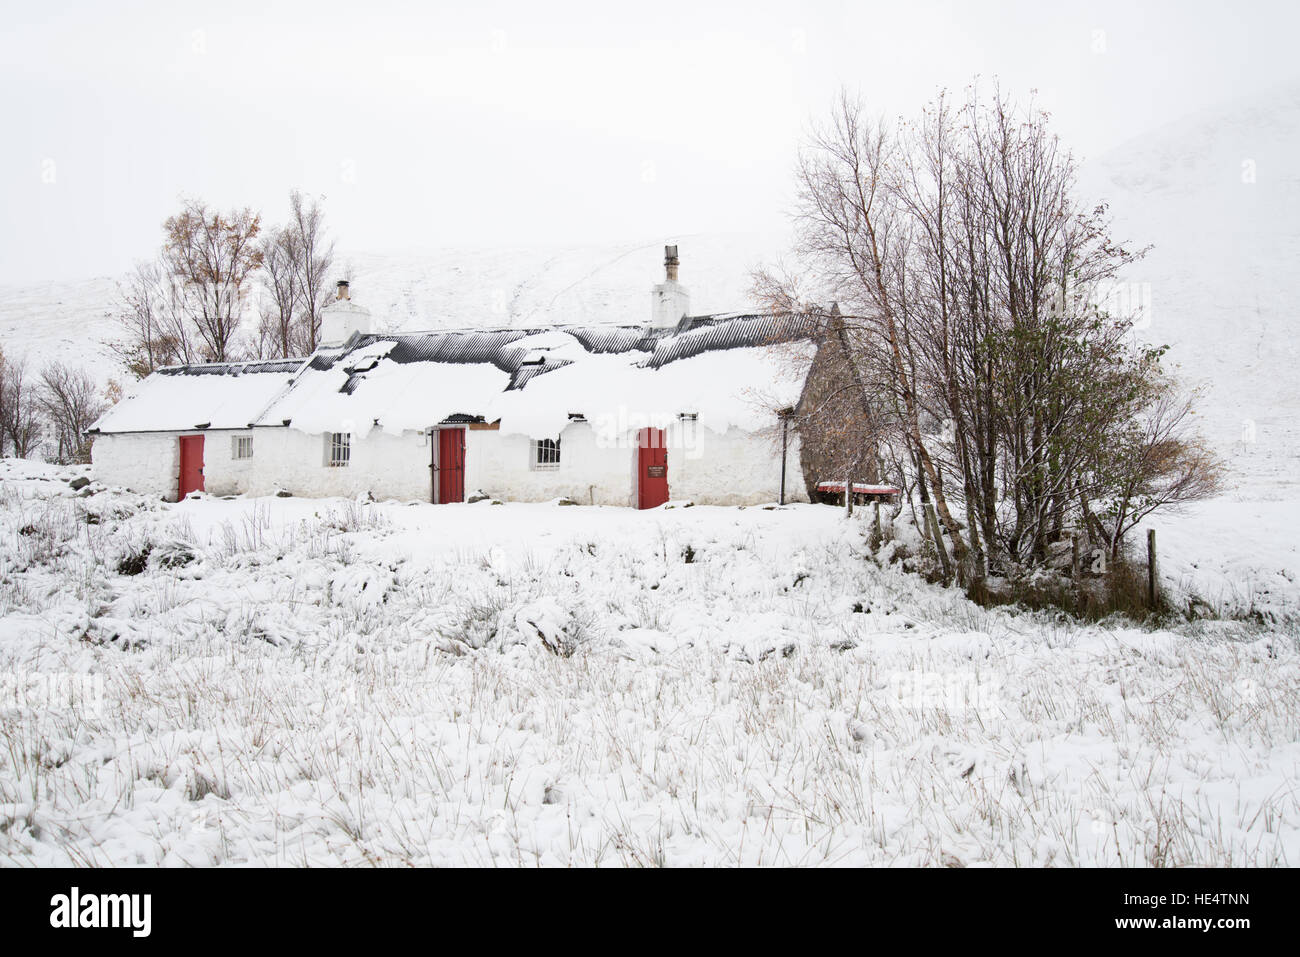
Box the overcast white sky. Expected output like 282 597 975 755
3 0 1296 283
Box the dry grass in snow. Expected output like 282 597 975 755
0 458 1297 866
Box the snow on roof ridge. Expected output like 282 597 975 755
94 310 815 437
157 355 311 375
347 311 793 342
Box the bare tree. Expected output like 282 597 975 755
768 90 971 572
111 259 191 377
0 353 42 458
759 84 1218 580
38 361 105 464
286 191 334 354
251 191 334 358
162 198 263 362
0 345 7 457
256 225 302 359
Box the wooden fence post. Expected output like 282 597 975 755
1147 529 1158 607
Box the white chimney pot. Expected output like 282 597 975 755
650 244 690 329
319 281 373 347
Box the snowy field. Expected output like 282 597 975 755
1 458 1297 867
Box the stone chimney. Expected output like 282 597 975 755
650 244 690 328
319 280 373 348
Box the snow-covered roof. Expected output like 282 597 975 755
92 314 816 441
90 358 304 434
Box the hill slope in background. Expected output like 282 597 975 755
335 231 783 330
4 83 1300 494
0 232 782 377
1083 79 1300 497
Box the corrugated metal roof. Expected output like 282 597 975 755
157 357 307 377
380 330 534 371
508 359 574 391
564 326 660 354
642 314 814 369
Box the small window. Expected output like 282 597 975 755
232 435 254 460
328 432 351 467
530 437 560 470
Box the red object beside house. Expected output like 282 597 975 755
178 434 205 499
437 427 465 503
814 480 900 505
637 427 669 509
816 481 900 496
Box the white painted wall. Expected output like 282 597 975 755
465 419 805 505
92 432 182 500
93 418 807 506
241 428 431 500
467 423 633 505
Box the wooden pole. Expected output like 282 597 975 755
844 475 854 517
778 415 788 506
1147 529 1158 607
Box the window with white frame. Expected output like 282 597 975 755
232 434 254 460
530 437 560 470
327 432 351 467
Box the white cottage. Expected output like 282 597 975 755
90 248 817 507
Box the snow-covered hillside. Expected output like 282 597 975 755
338 232 782 330
1084 80 1300 497
0 275 119 372
0 232 783 376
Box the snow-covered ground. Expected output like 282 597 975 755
1 459 1296 866
1146 500 1300 623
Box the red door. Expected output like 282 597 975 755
437 428 465 503
637 427 668 509
178 435 205 499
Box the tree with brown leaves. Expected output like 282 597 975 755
162 198 263 362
